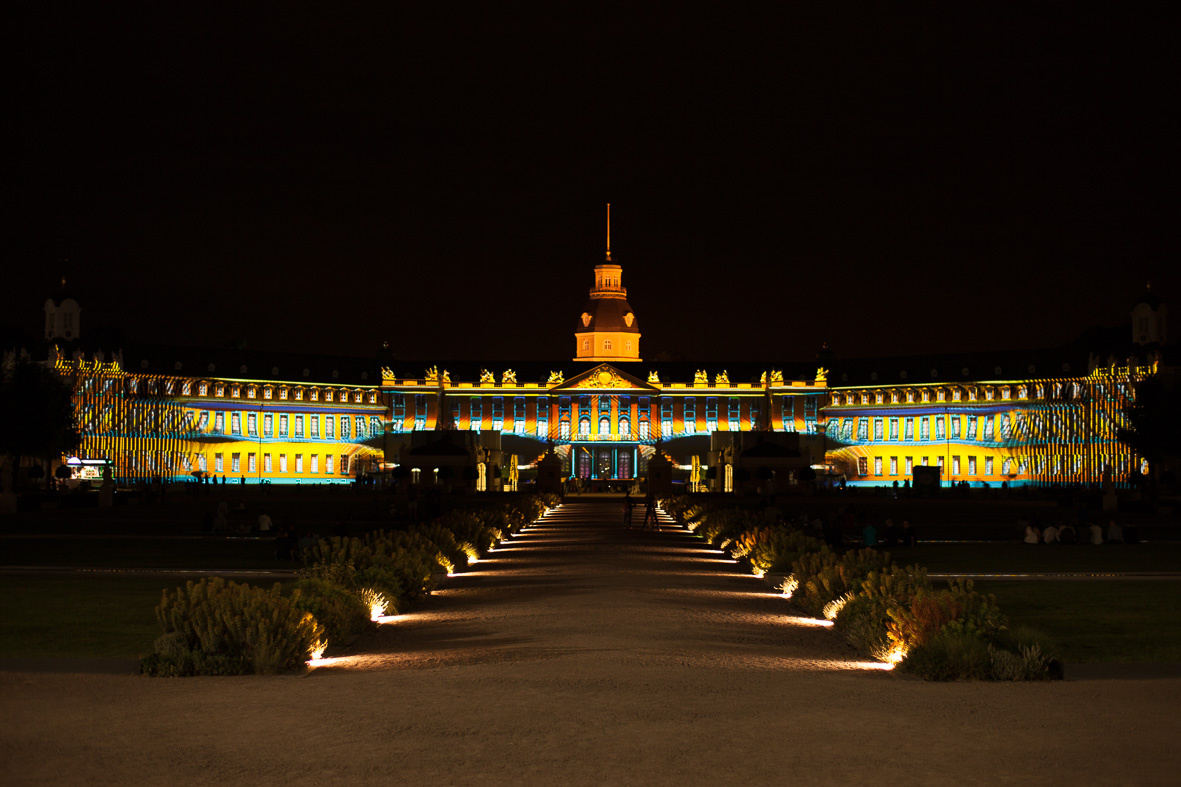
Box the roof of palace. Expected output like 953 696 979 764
46 321 1161 391
382 359 821 387
63 342 387 386
576 294 640 334
824 334 1157 388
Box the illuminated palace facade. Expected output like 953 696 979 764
52 352 387 485
43 242 1167 490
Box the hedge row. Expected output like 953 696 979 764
661 495 1058 681
143 493 560 676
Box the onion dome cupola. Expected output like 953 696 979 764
575 205 641 362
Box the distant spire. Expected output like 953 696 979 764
605 203 611 262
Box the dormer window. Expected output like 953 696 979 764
890 391 899 404
921 390 930 403
952 388 961 403
310 389 319 402
1001 386 1011 401
215 383 224 397
294 388 303 401
247 386 256 399
198 382 208 396
325 390 334 402
231 385 241 398
278 387 288 400
905 391 914 403
181 381 191 396
875 392 884 404
936 389 946 403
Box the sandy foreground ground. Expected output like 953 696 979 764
3 501 1179 786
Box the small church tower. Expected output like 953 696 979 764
44 276 81 341
1131 283 1167 346
574 205 641 362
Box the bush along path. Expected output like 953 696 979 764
660 496 1060 681
141 493 561 676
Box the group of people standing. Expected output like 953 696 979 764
861 517 918 548
621 491 659 530
1023 518 1137 545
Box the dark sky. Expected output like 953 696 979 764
7 4 1176 364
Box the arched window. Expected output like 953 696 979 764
625 340 632 351
619 417 630 436
579 417 590 435
603 339 612 351
582 339 589 351
599 417 610 435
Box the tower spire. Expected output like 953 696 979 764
605 203 611 261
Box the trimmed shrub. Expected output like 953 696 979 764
793 548 893 619
988 625 1059 681
294 577 373 646
835 564 932 659
766 529 826 573
303 533 437 612
436 510 499 553
899 626 993 681
887 580 1007 655
143 578 323 676
989 642 1054 681
412 522 470 572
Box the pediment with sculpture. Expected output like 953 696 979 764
551 363 658 392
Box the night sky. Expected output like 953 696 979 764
7 4 1175 364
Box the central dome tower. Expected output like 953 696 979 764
575 205 641 362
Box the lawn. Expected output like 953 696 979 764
0 576 170 659
0 535 290 569
0 576 297 659
901 542 1181 574
986 580 1181 663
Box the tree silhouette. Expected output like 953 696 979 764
0 360 81 489
1117 375 1181 483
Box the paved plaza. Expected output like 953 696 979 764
3 501 1179 784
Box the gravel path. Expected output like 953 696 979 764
3 502 1179 785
